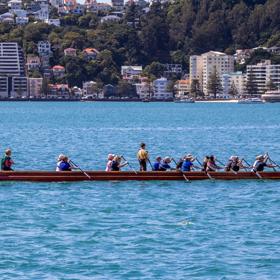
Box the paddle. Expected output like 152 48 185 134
242 158 262 179
147 158 154 171
266 153 279 171
69 160 92 180
195 157 214 181
121 156 137 174
171 158 190 183
216 158 238 175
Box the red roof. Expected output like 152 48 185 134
83 48 99 54
52 65 65 70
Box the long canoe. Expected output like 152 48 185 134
0 171 280 182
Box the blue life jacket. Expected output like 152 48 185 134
182 160 193 172
159 163 171 171
153 162 160 171
111 161 120 171
58 161 71 171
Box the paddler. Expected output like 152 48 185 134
137 143 149 171
159 157 173 171
181 154 199 172
1 148 14 171
206 155 222 172
252 154 276 172
56 154 73 171
201 156 210 171
105 154 115 171
225 156 244 172
111 155 128 171
152 156 162 171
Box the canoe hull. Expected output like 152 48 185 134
0 171 280 182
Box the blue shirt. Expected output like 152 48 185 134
58 161 71 171
153 162 160 171
159 163 171 171
182 160 193 171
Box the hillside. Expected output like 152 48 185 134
0 0 280 87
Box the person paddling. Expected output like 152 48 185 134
56 154 73 171
181 154 199 172
1 149 14 171
105 154 115 171
206 155 222 172
159 157 173 171
153 156 162 171
225 156 244 172
252 154 276 172
111 155 128 171
137 143 149 171
201 156 210 171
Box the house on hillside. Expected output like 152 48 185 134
52 65 65 78
82 48 99 61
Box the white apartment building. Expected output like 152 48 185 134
135 78 151 99
0 42 27 97
0 42 25 76
152 77 173 100
222 72 246 97
121 66 142 81
190 51 234 96
174 79 191 98
246 60 280 94
10 76 28 97
0 77 9 98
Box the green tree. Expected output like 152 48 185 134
190 79 203 98
117 80 137 98
245 72 259 96
207 67 223 98
228 81 239 97
143 62 165 80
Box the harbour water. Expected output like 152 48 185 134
0 102 280 279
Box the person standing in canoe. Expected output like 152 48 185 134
1 149 14 171
137 143 149 171
252 154 276 172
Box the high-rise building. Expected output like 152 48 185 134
246 60 280 94
190 51 234 96
0 42 27 98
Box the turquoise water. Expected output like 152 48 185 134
0 102 280 279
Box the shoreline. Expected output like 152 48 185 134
0 98 241 103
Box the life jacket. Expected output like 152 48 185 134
1 156 12 170
253 161 266 172
225 160 239 172
111 161 120 171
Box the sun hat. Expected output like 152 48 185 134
256 155 264 160
57 154 65 161
164 157 171 163
108 154 115 160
